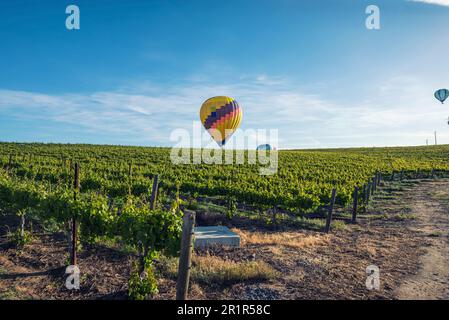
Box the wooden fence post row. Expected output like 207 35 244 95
128 162 133 178
351 186 359 224
71 163 80 266
363 184 367 205
150 174 159 210
366 182 371 204
176 210 196 300
324 188 337 233
8 154 13 168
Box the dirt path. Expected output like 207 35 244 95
0 179 448 300
395 180 449 300
225 179 449 300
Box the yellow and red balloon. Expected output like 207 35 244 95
200 96 242 146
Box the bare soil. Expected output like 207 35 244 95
0 179 448 300
394 180 449 299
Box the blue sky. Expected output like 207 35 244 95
0 0 449 149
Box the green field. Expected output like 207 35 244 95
1 142 448 210
1 142 449 298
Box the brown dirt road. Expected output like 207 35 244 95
205 179 449 300
394 180 449 300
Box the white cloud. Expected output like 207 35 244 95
0 73 447 148
410 0 449 7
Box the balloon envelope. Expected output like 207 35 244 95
200 96 242 146
434 89 449 104
257 144 272 151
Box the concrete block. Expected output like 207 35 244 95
194 226 240 248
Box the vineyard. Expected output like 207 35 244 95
1 142 449 299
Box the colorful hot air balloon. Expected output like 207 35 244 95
434 89 449 104
200 96 242 146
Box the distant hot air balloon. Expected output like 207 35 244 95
200 96 242 146
257 144 272 151
434 89 449 104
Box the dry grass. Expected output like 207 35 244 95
192 254 278 284
234 229 330 249
159 254 278 284
357 242 378 258
157 230 328 287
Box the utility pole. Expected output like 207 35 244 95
434 131 437 146
426 139 428 146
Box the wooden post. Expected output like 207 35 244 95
8 154 12 169
128 162 133 196
363 184 368 204
371 176 376 194
272 206 277 225
71 163 80 266
377 172 382 186
400 170 404 181
324 188 337 233
149 174 159 210
391 171 395 181
366 182 371 203
176 210 196 300
431 168 435 179
351 186 359 224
